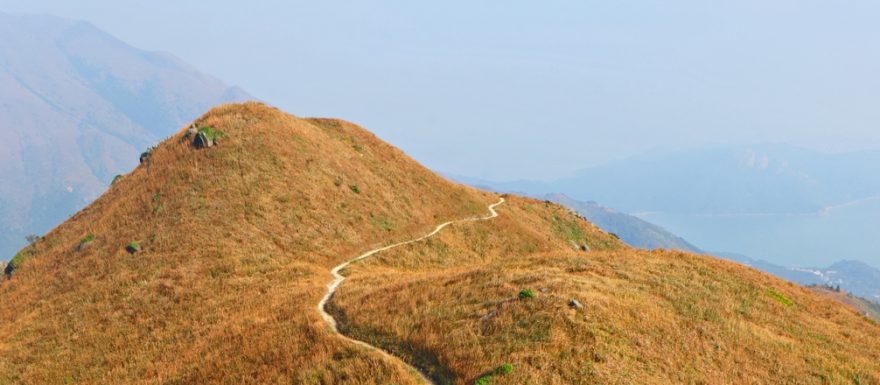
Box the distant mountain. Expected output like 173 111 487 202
799 260 880 303
540 193 702 253
0 12 250 260
469 144 880 268
717 253 880 303
808 285 880 322
488 144 880 215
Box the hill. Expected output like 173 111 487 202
0 12 250 261
1 103 878 385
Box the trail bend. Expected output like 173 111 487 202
317 197 505 384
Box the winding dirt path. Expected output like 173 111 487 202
317 197 505 384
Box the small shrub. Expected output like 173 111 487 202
6 252 26 274
199 126 225 141
495 363 514 375
518 288 535 300
126 241 141 254
350 185 361 194
112 175 124 186
474 364 514 385
78 234 95 250
140 147 156 164
25 234 40 245
474 375 492 385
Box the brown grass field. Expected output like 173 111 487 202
1 102 878 385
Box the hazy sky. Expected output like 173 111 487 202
3 1 880 180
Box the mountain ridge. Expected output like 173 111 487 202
2 103 878 384
0 12 250 261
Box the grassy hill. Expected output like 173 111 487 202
2 103 878 385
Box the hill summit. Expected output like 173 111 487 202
2 103 878 385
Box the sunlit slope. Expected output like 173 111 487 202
334 197 880 384
1 102 877 385
0 102 492 385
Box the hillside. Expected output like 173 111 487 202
540 193 702 253
718 253 880 303
0 12 249 260
2 103 879 385
808 286 880 322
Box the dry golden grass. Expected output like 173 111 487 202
333 197 880 385
0 102 492 385
808 286 880 322
2 102 878 385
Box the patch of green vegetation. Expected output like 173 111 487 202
77 234 95 250
199 126 225 141
8 251 28 271
550 214 586 243
349 185 361 194
474 364 515 384
126 241 141 254
370 215 394 231
111 175 124 186
767 288 794 306
63 374 78 384
474 376 492 385
518 288 535 300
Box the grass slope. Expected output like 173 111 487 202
0 102 492 385
333 197 880 384
808 286 880 322
1 102 878 385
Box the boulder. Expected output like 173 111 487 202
139 151 151 164
569 299 584 310
193 131 214 148
186 123 198 137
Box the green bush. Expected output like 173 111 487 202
495 364 514 375
473 364 514 385
518 288 535 300
199 126 225 141
126 241 141 254
79 234 94 247
112 175 124 186
474 375 492 385
8 251 26 270
350 185 361 194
